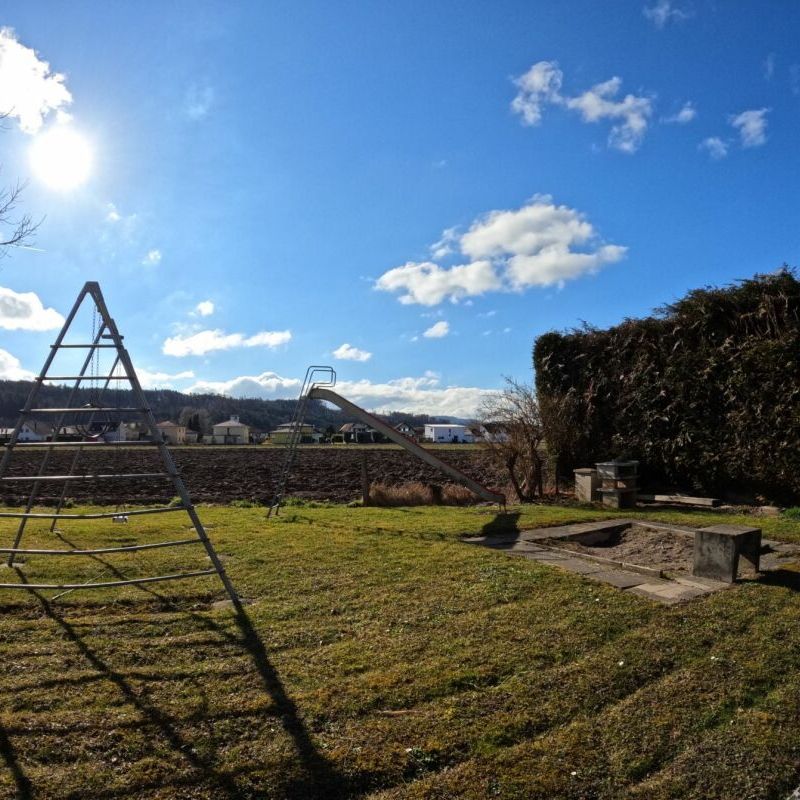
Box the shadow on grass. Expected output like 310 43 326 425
0 720 32 800
481 512 521 538
754 568 800 592
231 605 348 798
14 569 348 799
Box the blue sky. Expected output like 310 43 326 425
0 1 798 416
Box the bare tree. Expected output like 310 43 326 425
0 179 38 255
1 113 40 256
478 377 545 502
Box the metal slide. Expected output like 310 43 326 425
307 386 505 504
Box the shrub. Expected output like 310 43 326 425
534 270 800 503
368 481 477 507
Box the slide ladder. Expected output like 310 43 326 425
267 366 336 517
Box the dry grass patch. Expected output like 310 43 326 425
368 481 477 507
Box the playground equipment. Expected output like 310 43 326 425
0 281 240 606
267 366 504 516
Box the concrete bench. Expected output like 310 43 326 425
693 525 761 583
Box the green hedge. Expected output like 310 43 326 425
533 270 800 503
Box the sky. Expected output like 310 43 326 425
0 1 798 418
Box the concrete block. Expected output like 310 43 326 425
574 468 600 503
693 525 761 583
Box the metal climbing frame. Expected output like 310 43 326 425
267 366 336 517
0 281 240 606
267 365 505 516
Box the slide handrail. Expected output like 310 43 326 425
308 386 505 504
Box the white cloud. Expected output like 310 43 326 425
185 85 214 120
763 53 775 80
376 260 502 306
699 136 728 159
105 203 121 223
195 300 214 317
430 227 459 260
423 321 450 338
186 370 497 417
337 374 493 417
506 244 627 289
142 249 162 266
510 60 563 126
511 61 653 153
564 77 653 153
0 348 33 380
333 343 372 361
663 102 696 124
136 368 195 389
0 286 64 330
0 27 72 134
187 371 301 399
730 108 769 148
643 0 692 28
376 196 625 306
163 328 292 357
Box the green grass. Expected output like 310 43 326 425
1 502 800 799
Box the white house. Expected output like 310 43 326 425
394 422 417 440
212 415 250 445
423 424 474 444
0 421 51 442
475 423 510 444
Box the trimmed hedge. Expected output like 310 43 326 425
533 270 800 503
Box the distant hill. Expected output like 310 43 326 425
0 379 445 433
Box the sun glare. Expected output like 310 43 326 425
29 125 93 191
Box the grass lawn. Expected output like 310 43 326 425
1 502 800 799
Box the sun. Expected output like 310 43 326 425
29 125 93 191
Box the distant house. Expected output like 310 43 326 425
475 422 509 444
156 421 187 445
339 422 378 443
270 423 320 445
184 429 199 444
0 421 51 443
394 422 417 440
212 415 250 445
423 424 474 444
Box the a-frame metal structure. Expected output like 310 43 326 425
0 281 240 607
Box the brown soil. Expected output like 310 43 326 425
0 447 505 505
549 525 695 572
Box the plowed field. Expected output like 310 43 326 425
0 446 504 505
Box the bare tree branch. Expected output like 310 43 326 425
478 377 545 502
0 112 42 256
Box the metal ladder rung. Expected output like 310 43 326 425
4 441 160 448
0 569 216 591
0 538 201 555
0 506 187 519
25 408 145 413
1 473 172 481
52 344 118 348
39 376 132 381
